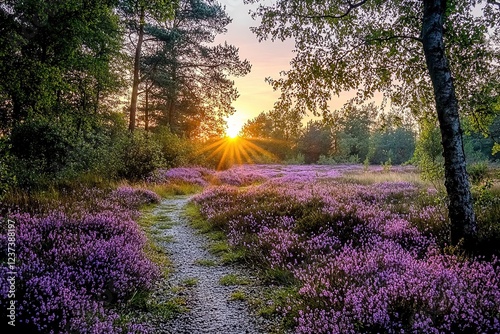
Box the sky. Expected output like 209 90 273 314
215 1 367 136
215 0 295 135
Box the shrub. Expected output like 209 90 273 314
153 127 200 167
467 161 489 185
192 165 500 333
119 131 164 181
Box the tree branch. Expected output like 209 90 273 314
364 34 423 44
294 0 369 20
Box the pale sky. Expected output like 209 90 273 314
215 0 294 135
216 1 366 135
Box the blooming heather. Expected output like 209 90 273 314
0 187 160 333
192 164 500 333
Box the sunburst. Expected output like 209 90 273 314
198 136 277 170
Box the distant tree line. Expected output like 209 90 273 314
241 103 500 167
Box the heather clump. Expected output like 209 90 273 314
147 167 213 186
110 186 161 208
192 164 500 333
0 188 160 333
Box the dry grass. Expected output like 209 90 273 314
341 170 435 188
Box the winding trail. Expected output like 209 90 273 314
151 196 265 334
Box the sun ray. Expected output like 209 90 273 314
196 135 280 170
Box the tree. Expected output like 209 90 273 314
136 0 251 138
328 102 375 162
241 110 301 160
299 120 332 163
246 0 500 246
0 0 123 133
117 0 175 131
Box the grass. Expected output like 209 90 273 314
229 290 247 301
209 241 231 254
341 170 432 188
181 277 199 287
221 248 247 264
146 297 189 316
250 286 299 328
195 258 217 267
184 202 213 233
144 182 202 198
155 235 175 243
219 274 251 286
156 221 174 230
184 203 248 263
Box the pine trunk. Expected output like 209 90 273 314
421 0 477 246
129 8 145 132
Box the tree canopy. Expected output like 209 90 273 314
246 0 499 121
141 0 251 138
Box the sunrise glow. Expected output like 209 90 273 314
225 113 246 138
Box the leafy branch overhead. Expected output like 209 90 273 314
245 0 499 122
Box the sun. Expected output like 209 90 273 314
226 126 240 139
225 113 245 138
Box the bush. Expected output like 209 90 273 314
467 161 489 185
119 131 164 181
369 128 416 165
153 127 200 167
9 118 73 188
0 140 16 200
412 120 444 182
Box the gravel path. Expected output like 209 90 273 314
152 196 265 334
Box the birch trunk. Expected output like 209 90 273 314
421 0 477 246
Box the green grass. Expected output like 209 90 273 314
250 286 299 329
221 248 246 264
147 297 189 316
185 203 248 264
229 290 247 301
195 258 217 267
155 234 175 243
209 241 231 254
138 208 172 276
219 274 251 286
156 221 174 230
181 277 199 287
184 202 213 233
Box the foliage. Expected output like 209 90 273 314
152 126 201 167
0 0 124 131
245 0 499 121
138 0 251 138
369 127 416 165
119 131 164 181
467 161 489 185
329 103 375 163
298 120 331 164
0 140 16 200
412 119 444 182
239 110 301 161
8 117 74 188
